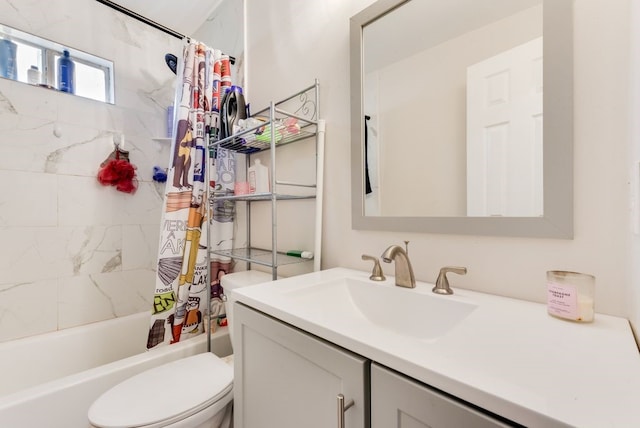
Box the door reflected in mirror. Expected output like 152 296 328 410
362 0 543 218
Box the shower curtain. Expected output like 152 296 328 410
147 40 235 349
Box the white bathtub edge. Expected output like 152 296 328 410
0 328 231 428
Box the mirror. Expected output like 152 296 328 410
350 0 573 238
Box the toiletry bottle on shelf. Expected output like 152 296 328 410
248 159 269 194
166 105 174 138
27 65 41 85
0 38 17 80
57 50 75 94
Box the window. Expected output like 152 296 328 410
0 23 115 104
51 52 112 103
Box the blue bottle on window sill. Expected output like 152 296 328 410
0 39 17 80
58 49 75 94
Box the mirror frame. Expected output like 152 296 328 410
350 0 573 238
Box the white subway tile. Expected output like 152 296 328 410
0 279 58 342
0 171 58 227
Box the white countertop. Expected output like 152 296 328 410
231 267 640 427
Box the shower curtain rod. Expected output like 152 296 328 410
95 0 236 64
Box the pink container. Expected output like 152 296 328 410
234 182 250 195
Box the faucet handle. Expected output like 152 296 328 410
433 266 467 295
362 254 386 281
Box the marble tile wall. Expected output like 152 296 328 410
0 0 182 342
192 0 245 90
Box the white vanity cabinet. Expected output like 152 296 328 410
234 303 369 428
231 268 640 427
371 363 515 428
234 302 521 428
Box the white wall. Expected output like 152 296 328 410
192 0 245 90
246 0 638 329
629 1 640 335
0 0 181 342
373 6 542 217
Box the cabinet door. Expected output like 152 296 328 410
371 363 516 428
234 303 369 428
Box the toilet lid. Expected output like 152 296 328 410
88 353 233 428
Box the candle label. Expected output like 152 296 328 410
547 282 578 319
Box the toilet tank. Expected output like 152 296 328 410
221 270 276 345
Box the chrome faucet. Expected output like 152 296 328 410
381 244 415 288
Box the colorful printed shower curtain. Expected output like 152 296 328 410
147 40 235 349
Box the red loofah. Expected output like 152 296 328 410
97 158 138 194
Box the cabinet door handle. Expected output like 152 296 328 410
337 393 354 428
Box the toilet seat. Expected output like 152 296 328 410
88 353 233 428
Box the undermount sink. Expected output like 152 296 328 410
283 276 478 342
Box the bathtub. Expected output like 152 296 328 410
0 311 231 428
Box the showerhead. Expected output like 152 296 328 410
165 54 177 74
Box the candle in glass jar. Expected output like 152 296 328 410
546 271 595 323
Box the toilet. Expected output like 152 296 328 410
88 270 274 428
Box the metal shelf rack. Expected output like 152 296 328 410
207 80 324 279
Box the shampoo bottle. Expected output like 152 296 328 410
27 65 41 85
0 38 17 80
166 105 174 138
248 159 269 194
57 50 75 94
